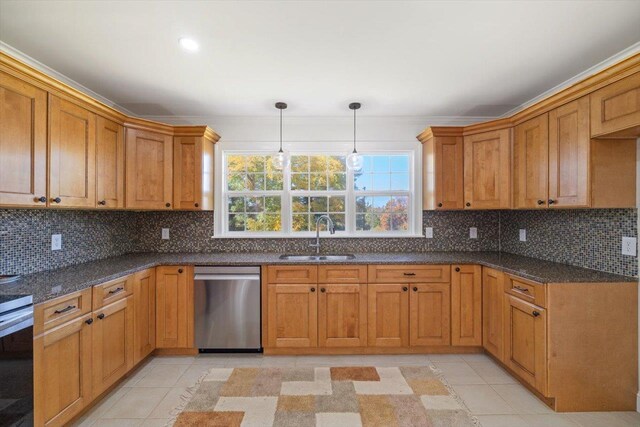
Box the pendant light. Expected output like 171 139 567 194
346 102 363 171
273 102 289 170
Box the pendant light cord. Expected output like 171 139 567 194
279 108 283 153
352 107 357 154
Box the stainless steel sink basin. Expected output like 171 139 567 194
279 254 356 261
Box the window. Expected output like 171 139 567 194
218 146 420 237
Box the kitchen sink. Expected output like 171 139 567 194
279 254 356 261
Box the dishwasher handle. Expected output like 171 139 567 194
194 274 260 281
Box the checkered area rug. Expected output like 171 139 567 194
170 365 477 426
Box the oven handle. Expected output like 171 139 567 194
194 274 260 282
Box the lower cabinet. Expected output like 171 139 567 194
34 315 93 427
451 265 482 346
92 296 134 397
156 266 193 348
482 267 504 361
318 283 367 347
409 283 450 346
367 283 409 347
133 268 156 363
267 283 318 348
504 294 547 395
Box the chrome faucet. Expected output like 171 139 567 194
309 215 335 254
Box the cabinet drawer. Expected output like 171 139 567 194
93 274 133 308
367 265 450 283
318 265 367 283
34 288 92 335
505 275 546 308
267 265 318 284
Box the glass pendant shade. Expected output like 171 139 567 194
273 150 289 170
346 151 363 171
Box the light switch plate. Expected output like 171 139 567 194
622 237 637 256
51 234 62 251
469 227 478 239
425 227 433 239
162 228 170 240
519 229 527 242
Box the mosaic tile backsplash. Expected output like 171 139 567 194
1 208 637 277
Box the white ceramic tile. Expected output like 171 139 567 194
491 384 553 414
148 387 187 419
567 411 640 427
459 353 492 363
432 361 486 385
174 365 211 387
102 387 170 419
148 356 195 365
135 364 190 387
140 419 171 427
72 386 130 425
261 356 299 367
520 414 580 427
91 420 143 427
316 412 363 427
452 384 517 415
475 414 529 427
468 361 517 385
421 395 463 410
428 354 464 362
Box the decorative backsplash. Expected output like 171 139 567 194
1 208 637 277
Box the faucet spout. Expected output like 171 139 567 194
310 215 335 254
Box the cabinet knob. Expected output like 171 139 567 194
98 200 106 206
437 203 443 208
310 287 316 292
402 286 408 292
85 318 93 325
465 202 471 207
320 288 326 293
194 203 199 208
548 199 555 205
455 267 460 272
52 197 61 204
97 313 105 320
537 200 545 205
165 202 171 208
178 268 183 274
532 311 540 317
412 286 418 292
37 196 47 203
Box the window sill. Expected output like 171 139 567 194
211 233 426 239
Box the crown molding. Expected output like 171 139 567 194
500 41 640 118
0 41 137 116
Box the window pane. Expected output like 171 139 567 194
246 156 265 172
291 195 346 233
266 172 283 190
372 156 390 172
292 196 309 212
226 154 283 191
265 196 281 212
390 156 409 172
228 196 244 212
227 174 245 191
226 195 282 232
310 155 327 172
291 156 309 172
291 173 309 190
329 156 346 172
330 214 346 231
292 214 310 232
328 173 346 190
372 174 390 191
227 155 245 173
391 173 409 190
228 214 246 231
354 154 410 192
310 173 328 191
328 196 345 212
354 173 370 191
310 196 328 212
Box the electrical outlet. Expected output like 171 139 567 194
162 228 170 240
519 229 527 242
51 234 62 251
425 227 433 239
622 237 637 256
469 227 477 239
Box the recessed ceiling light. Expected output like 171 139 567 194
179 37 199 52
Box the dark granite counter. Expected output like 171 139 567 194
2 252 636 305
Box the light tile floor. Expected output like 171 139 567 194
73 353 640 427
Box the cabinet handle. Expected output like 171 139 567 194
403 272 416 276
310 287 316 292
51 197 61 204
54 305 76 314
97 313 105 320
548 199 555 205
178 268 183 274
37 196 47 203
85 318 93 325
195 203 199 208
455 267 460 272
320 288 326 293
98 200 106 206
537 200 545 205
412 286 418 292
466 202 471 207
108 287 124 295
402 286 408 292
165 202 171 208
532 311 540 317
437 203 443 208
513 286 530 293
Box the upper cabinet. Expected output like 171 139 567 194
173 130 218 211
420 128 464 210
125 128 174 210
590 72 640 138
463 129 511 209
96 116 125 209
514 114 549 209
49 95 96 208
0 70 48 207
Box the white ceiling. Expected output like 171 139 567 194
1 1 639 118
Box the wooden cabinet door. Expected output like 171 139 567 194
482 268 504 361
463 129 511 209
267 284 317 348
96 116 124 208
318 283 367 347
548 96 590 208
504 295 547 394
92 296 134 397
156 266 193 348
0 71 47 207
174 136 202 210
34 315 92 427
125 128 173 209
514 114 549 209
133 268 156 364
590 72 640 138
435 136 464 209
451 265 482 346
409 283 450 346
367 283 409 347
48 95 96 208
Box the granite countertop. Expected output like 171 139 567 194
2 252 636 305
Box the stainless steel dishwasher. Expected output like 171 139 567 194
194 266 262 352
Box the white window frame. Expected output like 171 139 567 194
214 140 422 238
